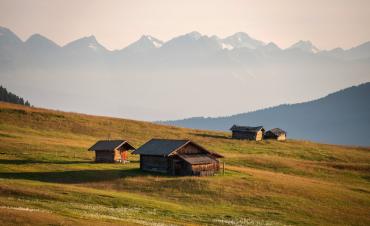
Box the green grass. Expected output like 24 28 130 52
0 102 369 225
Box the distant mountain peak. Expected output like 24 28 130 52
26 34 59 46
223 32 265 49
0 26 13 35
289 40 320 53
185 31 202 40
232 32 251 40
121 35 164 53
0 26 23 45
63 35 107 52
25 34 60 51
262 42 281 51
139 35 163 48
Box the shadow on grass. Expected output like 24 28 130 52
0 168 161 184
0 159 140 165
190 133 230 140
0 159 91 165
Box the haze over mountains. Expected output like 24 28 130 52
1 26 370 121
161 83 370 146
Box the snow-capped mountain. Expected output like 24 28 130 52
0 26 369 123
222 32 265 49
122 35 163 53
63 35 107 53
289 40 320 53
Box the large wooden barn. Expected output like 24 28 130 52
264 128 287 141
132 139 223 176
230 125 265 141
88 140 135 163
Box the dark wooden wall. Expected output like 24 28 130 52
232 131 263 140
139 143 221 176
95 151 114 163
140 155 169 173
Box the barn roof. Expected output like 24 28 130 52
178 154 218 165
267 128 286 136
230 125 264 132
88 140 135 151
132 139 223 158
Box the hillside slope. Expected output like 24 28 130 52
0 102 369 225
162 82 370 146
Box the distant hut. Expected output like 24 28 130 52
132 139 224 176
230 125 265 141
88 140 136 163
264 128 287 141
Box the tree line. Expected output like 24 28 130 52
0 85 31 106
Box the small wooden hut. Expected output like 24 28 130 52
132 139 223 176
230 125 265 141
264 128 287 141
88 140 135 163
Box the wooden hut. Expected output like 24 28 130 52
132 139 223 176
264 128 287 141
230 125 265 141
88 140 135 163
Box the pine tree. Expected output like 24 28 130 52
0 85 32 107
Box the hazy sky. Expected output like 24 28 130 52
0 0 369 50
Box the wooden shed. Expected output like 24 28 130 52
88 140 135 163
230 125 265 141
132 139 223 176
264 128 287 141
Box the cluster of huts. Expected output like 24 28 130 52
88 125 286 176
230 125 287 141
89 139 223 176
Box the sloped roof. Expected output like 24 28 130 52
132 139 223 158
88 140 135 151
132 139 189 156
267 128 286 136
178 154 218 165
230 125 264 132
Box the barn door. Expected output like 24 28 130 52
121 151 128 162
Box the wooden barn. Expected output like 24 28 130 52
88 140 135 163
264 128 287 141
230 125 265 141
132 139 223 176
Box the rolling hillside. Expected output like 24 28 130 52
0 102 369 225
162 82 370 146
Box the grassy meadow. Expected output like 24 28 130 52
0 102 369 225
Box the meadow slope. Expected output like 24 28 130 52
0 102 369 226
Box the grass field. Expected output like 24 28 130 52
0 102 369 225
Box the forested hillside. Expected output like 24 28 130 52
0 85 30 106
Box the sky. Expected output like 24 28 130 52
0 0 369 50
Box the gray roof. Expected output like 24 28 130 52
88 140 135 151
178 154 218 165
267 128 286 136
230 125 264 132
132 139 190 156
133 139 224 158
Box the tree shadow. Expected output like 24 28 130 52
190 133 230 140
0 168 159 184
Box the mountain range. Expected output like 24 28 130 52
161 83 370 146
0 26 370 122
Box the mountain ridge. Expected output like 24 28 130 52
2 26 370 52
160 82 370 146
1 26 369 123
